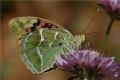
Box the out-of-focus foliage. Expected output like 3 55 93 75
1 0 14 17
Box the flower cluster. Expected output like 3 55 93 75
99 0 120 19
56 50 120 80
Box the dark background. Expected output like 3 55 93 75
1 0 120 80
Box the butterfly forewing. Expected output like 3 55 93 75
9 17 63 39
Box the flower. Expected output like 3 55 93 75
99 0 120 19
56 50 120 80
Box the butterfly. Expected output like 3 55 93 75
9 17 85 74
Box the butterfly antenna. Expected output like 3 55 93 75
82 8 100 34
85 28 102 36
85 31 97 35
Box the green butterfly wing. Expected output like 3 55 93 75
9 17 63 39
9 17 73 74
20 28 73 74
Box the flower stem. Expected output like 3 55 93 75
105 18 114 36
100 18 115 51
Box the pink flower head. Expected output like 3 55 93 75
100 0 120 19
56 50 120 80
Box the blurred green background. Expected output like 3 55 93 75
1 0 120 80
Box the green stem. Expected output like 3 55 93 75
78 69 96 80
100 18 115 51
105 18 114 36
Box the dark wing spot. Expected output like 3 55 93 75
30 19 41 31
25 19 41 34
45 23 49 28
33 19 41 27
33 23 37 27
30 26 36 31
59 43 62 46
55 26 58 28
43 23 52 29
36 19 41 26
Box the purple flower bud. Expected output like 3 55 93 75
55 50 120 80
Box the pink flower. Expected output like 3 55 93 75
56 50 120 80
100 0 120 19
